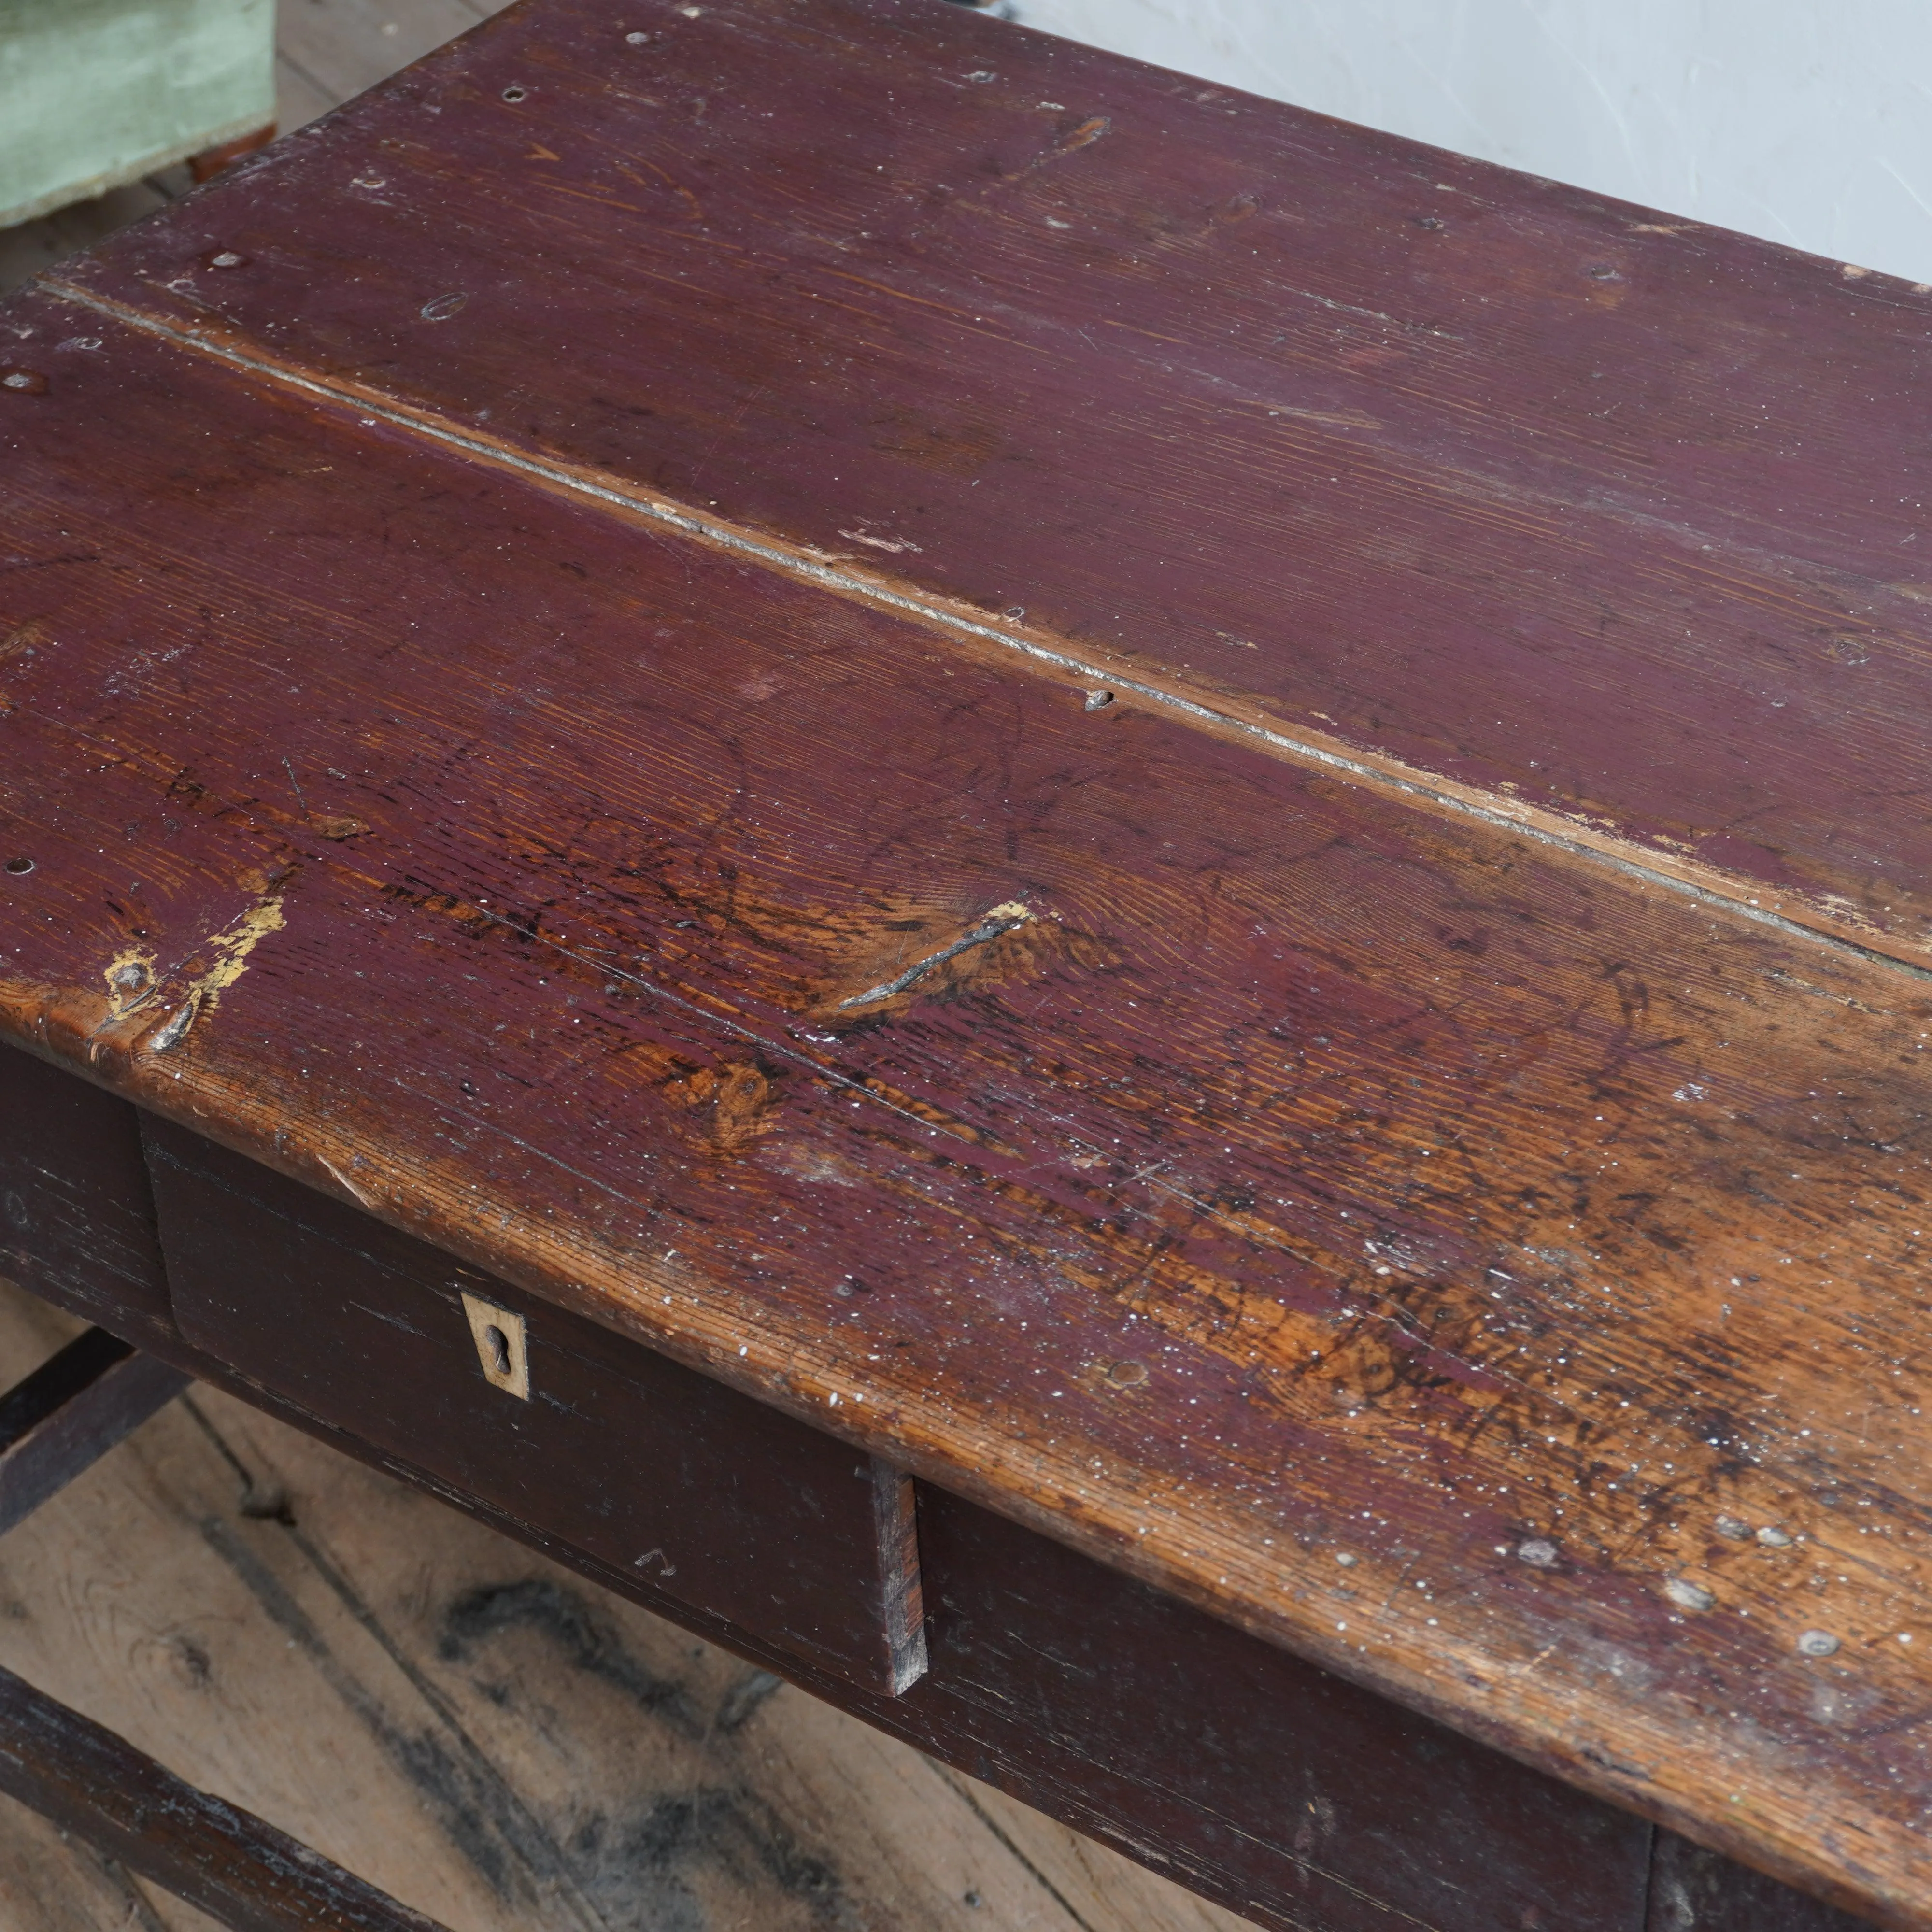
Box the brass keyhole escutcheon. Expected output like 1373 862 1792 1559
460 1292 530 1400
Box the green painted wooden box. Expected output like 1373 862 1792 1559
0 0 274 227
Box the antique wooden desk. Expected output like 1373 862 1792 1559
1 1 1927 1925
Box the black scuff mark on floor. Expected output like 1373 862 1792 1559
440 1580 860 1930
197 1513 598 1921
716 1667 784 1734
567 1789 855 1932
177 1389 613 1932
438 1577 706 1741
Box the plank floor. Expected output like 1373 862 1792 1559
0 1275 1254 1932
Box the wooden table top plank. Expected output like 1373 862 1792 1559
47 0 1932 969
3 282 1931 1922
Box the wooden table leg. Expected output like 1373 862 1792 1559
0 1326 187 1535
190 124 276 182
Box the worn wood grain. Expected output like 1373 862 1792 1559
47 0 1932 966
1 275 1926 1925
0 1274 1255 1932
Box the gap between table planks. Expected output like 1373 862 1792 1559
0 1276 1253 1932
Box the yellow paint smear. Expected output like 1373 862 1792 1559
195 895 286 1012
141 894 286 1054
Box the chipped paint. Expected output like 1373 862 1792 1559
101 947 158 1019
141 894 285 1053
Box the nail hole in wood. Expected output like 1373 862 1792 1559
502 84 528 101
5 857 33 874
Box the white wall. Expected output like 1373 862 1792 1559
1007 0 1932 285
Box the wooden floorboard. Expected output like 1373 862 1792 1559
275 0 506 110
0 1277 1254 1932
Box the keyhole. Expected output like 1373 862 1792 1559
461 1292 528 1398
483 1324 511 1376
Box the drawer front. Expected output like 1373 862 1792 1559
905 1485 1655 1932
1644 1834 1870 1932
143 1119 923 1695
0 1043 173 1345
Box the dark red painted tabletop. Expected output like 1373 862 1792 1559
50 0 1932 969
4 1 1932 1923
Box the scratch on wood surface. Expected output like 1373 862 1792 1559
318 1155 378 1209
1047 116 1110 159
837 525 923 554
1258 402 1382 430
836 901 1032 1009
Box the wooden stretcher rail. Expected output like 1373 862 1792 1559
0 1323 186 1534
0 1659 453 1932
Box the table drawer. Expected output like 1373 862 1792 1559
142 1119 924 1696
0 1042 173 1347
